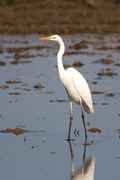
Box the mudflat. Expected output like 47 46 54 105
0 0 120 34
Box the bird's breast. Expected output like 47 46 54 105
59 72 80 104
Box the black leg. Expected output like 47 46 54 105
68 101 73 140
68 140 74 175
81 107 87 140
68 116 73 140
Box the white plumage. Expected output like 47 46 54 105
39 35 94 140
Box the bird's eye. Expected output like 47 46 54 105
52 36 56 39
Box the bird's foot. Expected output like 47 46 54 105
66 138 75 142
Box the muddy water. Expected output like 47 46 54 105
0 34 120 180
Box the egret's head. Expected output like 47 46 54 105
39 35 61 42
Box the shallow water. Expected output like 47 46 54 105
0 34 120 180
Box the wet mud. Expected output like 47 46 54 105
0 127 29 135
87 127 101 133
0 0 120 34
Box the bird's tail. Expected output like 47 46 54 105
82 100 94 114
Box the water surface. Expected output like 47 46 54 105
0 34 120 180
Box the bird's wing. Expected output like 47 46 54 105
66 68 93 114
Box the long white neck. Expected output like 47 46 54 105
57 38 65 78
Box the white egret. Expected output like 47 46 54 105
39 35 94 140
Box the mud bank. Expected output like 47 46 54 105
0 0 120 34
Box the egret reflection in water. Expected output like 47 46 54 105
68 141 95 180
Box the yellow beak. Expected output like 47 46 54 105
39 36 52 40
